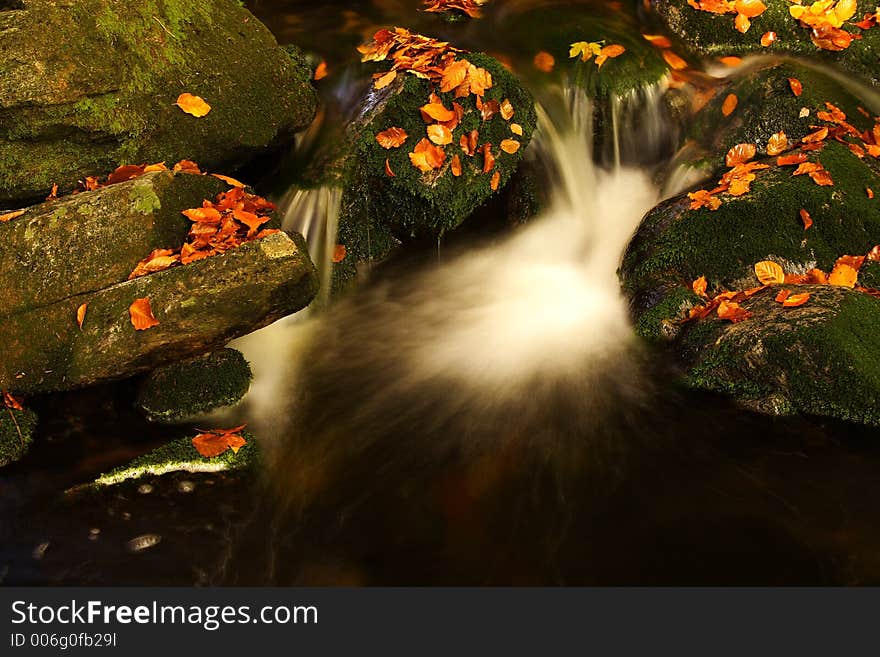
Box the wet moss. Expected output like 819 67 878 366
0 406 38 468
93 431 259 486
137 349 253 423
652 0 880 87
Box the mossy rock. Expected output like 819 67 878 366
679 61 879 173
137 349 253 423
651 0 880 87
0 0 317 204
92 431 259 487
622 139 880 342
678 286 880 425
0 405 38 468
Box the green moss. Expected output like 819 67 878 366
653 0 880 87
136 349 253 423
93 431 259 486
634 285 702 341
128 181 162 215
858 261 880 288
0 406 38 468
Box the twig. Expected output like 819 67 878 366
6 407 24 452
152 16 178 40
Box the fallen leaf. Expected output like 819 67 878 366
760 31 777 46
692 276 708 297
829 262 858 287
314 60 328 81
775 289 792 303
643 34 673 48
192 425 247 458
533 51 556 72
385 158 395 177
490 170 501 191
409 138 446 172
788 77 803 96
802 127 829 143
722 93 738 117
76 303 87 330
500 139 520 154
182 207 223 224
719 56 743 66
735 0 766 17
777 152 809 166
211 173 246 188
867 187 874 199
510 123 523 136
2 390 23 411
173 160 202 174
420 102 455 122
662 50 688 70
755 260 785 284
726 142 756 166
782 292 811 307
717 300 752 322
451 154 462 177
46 183 58 200
441 59 470 91
799 208 813 230
373 70 398 89
0 209 25 223
129 297 159 331
333 244 347 263
500 99 515 120
734 13 751 33
766 131 788 156
427 124 453 146
176 93 211 117
482 143 495 173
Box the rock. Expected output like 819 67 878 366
137 348 253 423
90 433 258 487
623 140 880 341
0 171 226 317
337 52 537 268
0 231 317 394
0 405 37 468
651 0 880 87
678 286 880 426
0 0 317 204
672 62 879 178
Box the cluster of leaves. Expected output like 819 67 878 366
192 424 247 458
422 0 488 18
686 0 768 34
568 41 627 69
687 81 880 211
685 247 880 324
788 0 878 51
361 28 523 191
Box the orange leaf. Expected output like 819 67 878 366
440 59 470 92
643 34 673 48
211 173 246 188
754 260 784 284
427 124 453 146
376 126 408 149
182 207 222 224
129 297 159 331
409 138 446 173
734 13 751 33
766 131 788 156
719 56 743 67
782 293 811 308
451 154 462 177
868 187 875 199
373 70 397 89
735 0 766 17
829 263 858 287
533 51 555 72
176 93 211 117
500 98 515 121
692 276 708 297
233 208 270 236
799 208 813 230
76 303 87 330
500 139 520 154
775 289 791 303
0 209 25 223
802 127 828 143
420 102 455 122
482 143 495 173
777 153 808 166
662 50 688 70
173 160 202 174
788 77 803 96
314 60 328 81
107 164 146 185
717 300 752 323
510 123 523 136
192 426 247 458
3 390 23 411
807 268 828 284
332 244 347 263
760 31 777 46
721 94 738 117
490 170 500 191
385 158 395 177
726 143 755 166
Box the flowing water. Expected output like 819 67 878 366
5 0 880 586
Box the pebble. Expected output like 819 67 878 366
137 483 154 494
126 534 162 553
177 480 195 494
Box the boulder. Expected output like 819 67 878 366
651 0 880 87
136 349 253 423
0 231 317 394
0 0 317 204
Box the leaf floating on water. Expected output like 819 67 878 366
129 297 159 331
662 50 688 70
721 94 738 117
313 60 328 81
643 33 673 48
176 93 211 117
755 260 785 284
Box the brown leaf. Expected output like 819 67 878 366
211 173 246 188
129 297 159 331
717 300 752 323
799 208 813 230
766 131 788 156
662 50 688 70
385 158 395 177
3 390 23 411
333 244 347 263
373 70 397 89
760 31 777 46
482 143 495 173
490 170 500 191
409 138 446 172
500 98 515 121
451 154 462 177
76 303 88 330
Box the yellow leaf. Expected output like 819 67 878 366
175 93 211 118
754 260 785 284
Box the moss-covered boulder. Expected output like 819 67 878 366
0 231 317 394
0 0 317 204
678 286 880 424
0 171 225 317
623 140 880 340
650 0 880 87
0 404 38 468
673 61 880 177
91 432 258 487
137 349 253 423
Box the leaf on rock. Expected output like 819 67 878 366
500 139 520 154
427 124 453 145
129 297 159 331
799 208 813 230
192 425 248 458
376 127 409 149
782 293 811 307
754 260 784 284
176 93 211 117
722 94 738 117
76 303 87 330
692 276 708 297
0 209 25 223
725 142 756 166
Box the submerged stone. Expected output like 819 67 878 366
137 349 253 423
0 405 38 468
0 0 317 204
651 0 880 87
